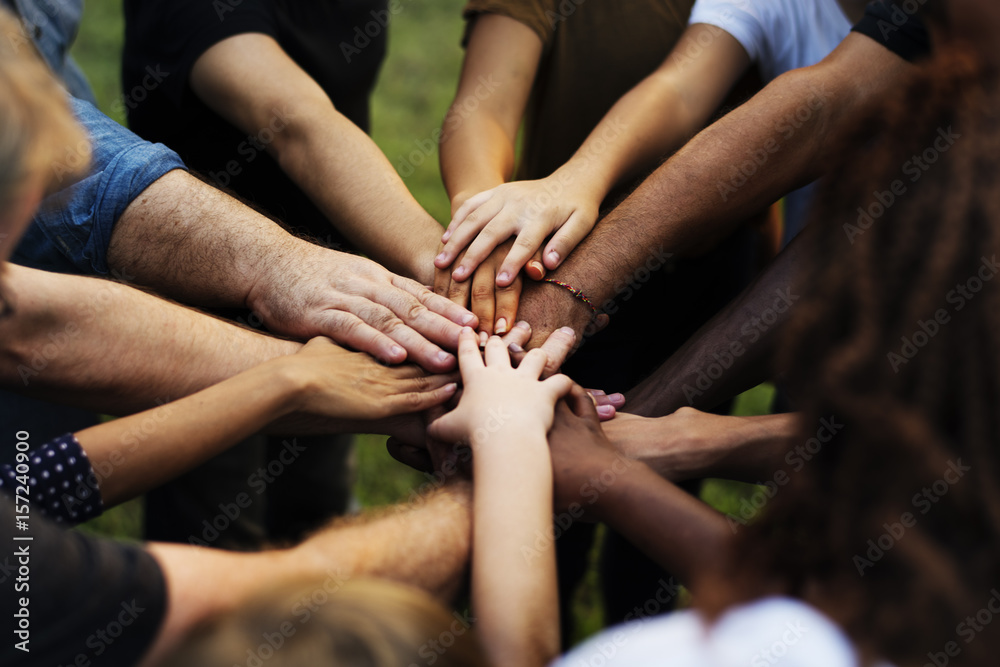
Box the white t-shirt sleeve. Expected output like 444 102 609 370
687 0 779 74
553 597 863 667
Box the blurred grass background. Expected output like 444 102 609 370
71 0 773 644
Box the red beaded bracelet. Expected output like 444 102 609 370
543 278 598 316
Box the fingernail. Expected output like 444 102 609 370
442 230 452 241
391 345 405 358
495 318 508 334
508 343 524 353
497 271 510 284
609 393 625 404
590 389 606 396
548 250 560 263
516 320 530 330
437 351 454 364
435 252 447 263
479 331 488 346
461 326 475 335
528 260 543 273
444 382 458 392
559 326 576 337
461 313 476 325
453 266 467 279
597 405 615 418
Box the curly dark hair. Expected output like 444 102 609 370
702 42 1000 667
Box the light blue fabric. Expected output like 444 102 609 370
3 0 96 103
13 97 187 275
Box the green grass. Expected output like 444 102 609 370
70 1 774 644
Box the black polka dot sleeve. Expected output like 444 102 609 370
0 433 104 524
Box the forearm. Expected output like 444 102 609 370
626 229 805 415
75 363 300 507
0 264 300 414
473 432 559 667
277 112 442 283
108 169 324 307
440 114 515 212
594 461 730 587
143 481 472 665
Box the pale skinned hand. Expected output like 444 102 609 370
434 239 523 335
276 337 459 421
434 176 600 286
247 244 478 373
427 329 574 449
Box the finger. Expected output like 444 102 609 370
470 262 497 336
566 383 600 422
493 272 521 336
456 327 486 373
388 381 459 415
452 217 516 282
386 438 433 473
524 248 547 282
543 210 594 270
483 334 512 368
517 347 549 378
395 275 478 331
447 257 472 309
501 320 531 348
496 227 550 287
449 189 496 233
437 191 498 266
338 296 456 372
320 310 407 365
537 326 578 377
444 200 508 275
542 373 575 402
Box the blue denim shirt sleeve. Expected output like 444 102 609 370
4 0 97 104
12 97 187 276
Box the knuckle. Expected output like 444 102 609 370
471 285 495 301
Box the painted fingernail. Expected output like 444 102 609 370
516 320 531 330
497 271 510 284
508 343 524 353
437 351 454 364
559 327 576 337
597 405 615 418
495 318 508 334
548 250 560 263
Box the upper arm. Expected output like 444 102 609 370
189 33 329 143
652 23 753 126
447 14 543 143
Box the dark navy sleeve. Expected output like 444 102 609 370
851 0 932 62
0 433 103 524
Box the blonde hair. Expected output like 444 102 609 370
164 578 489 667
0 8 89 209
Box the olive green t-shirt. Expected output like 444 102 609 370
463 0 696 181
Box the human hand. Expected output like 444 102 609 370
277 337 458 421
247 242 478 373
427 329 573 450
548 385 634 519
515 278 606 352
434 177 600 286
434 239 522 335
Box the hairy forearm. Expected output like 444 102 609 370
143 481 472 665
276 111 442 283
108 169 319 307
626 231 805 415
0 264 300 414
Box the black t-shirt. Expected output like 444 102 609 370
0 498 166 666
852 0 932 62
122 0 389 246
